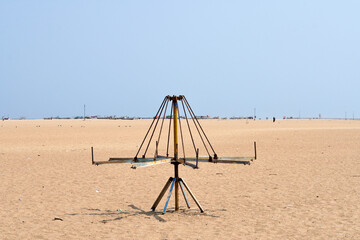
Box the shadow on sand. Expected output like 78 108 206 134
66 204 221 223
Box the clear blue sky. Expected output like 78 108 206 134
1 1 359 119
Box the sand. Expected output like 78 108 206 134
0 119 359 239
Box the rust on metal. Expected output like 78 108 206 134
151 177 173 211
91 147 94 165
254 141 257 160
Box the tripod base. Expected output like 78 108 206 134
151 177 204 214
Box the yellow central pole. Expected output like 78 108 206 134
173 98 179 160
173 97 179 211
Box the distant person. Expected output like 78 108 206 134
273 117 275 122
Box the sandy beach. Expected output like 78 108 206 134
0 119 359 239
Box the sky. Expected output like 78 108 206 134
1 1 359 119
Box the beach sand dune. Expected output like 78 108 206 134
0 119 359 239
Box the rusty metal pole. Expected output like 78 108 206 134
174 161 179 211
173 96 180 211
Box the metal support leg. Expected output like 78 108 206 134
179 178 204 213
162 178 176 214
151 177 173 211
179 180 190 209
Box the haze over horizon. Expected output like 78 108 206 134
1 1 359 119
